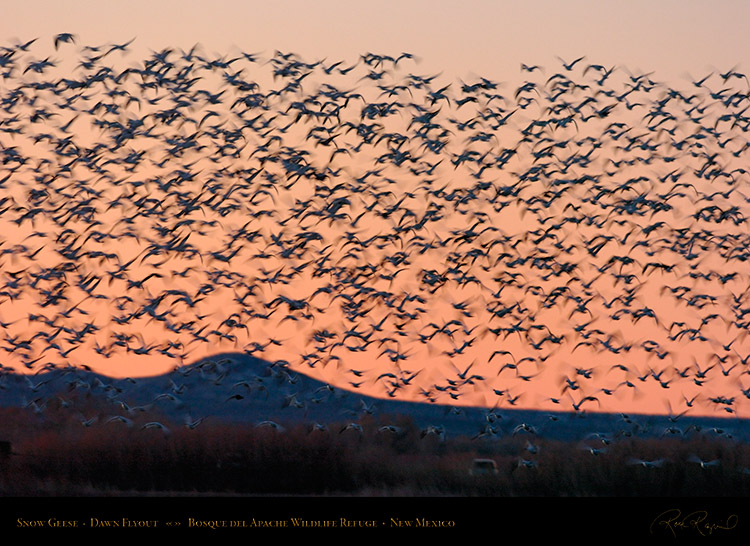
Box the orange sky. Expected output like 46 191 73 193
3 1 750 82
1 2 750 420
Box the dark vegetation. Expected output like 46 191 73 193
2 404 750 497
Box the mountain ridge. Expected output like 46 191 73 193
1 352 749 442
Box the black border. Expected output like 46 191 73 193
2 496 747 538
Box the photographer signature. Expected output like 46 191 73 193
650 509 738 537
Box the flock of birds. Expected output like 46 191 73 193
1 35 750 460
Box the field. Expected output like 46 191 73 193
2 404 750 497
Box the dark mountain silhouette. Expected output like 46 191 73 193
1 353 749 442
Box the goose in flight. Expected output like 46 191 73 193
184 415 207 429
516 458 539 469
105 415 134 427
687 454 720 469
581 445 608 456
627 457 666 468
557 55 586 71
141 421 171 434
420 425 445 440
377 424 402 434
53 33 76 50
256 420 285 432
78 414 98 427
513 423 537 436
340 422 364 435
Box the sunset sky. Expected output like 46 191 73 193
3 1 750 81
1 1 750 420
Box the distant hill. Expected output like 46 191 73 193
1 353 749 442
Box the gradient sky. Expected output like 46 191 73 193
1 1 749 420
3 1 749 83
